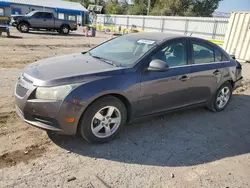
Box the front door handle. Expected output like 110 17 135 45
179 75 189 81
213 70 220 75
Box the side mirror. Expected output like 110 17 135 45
230 54 236 59
147 59 169 72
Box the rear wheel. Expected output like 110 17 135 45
79 96 127 144
208 82 233 112
60 25 70 35
18 23 29 33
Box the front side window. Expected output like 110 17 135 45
152 40 187 67
43 13 53 19
0 8 4 16
89 36 156 67
26 11 38 17
33 12 43 18
192 41 214 64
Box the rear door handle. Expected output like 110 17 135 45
213 70 220 75
179 75 189 81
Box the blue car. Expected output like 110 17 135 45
15 32 243 143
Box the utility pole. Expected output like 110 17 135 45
147 0 151 15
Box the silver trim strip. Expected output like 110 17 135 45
169 61 230 69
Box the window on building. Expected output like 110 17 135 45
77 15 82 25
0 8 4 16
192 41 214 64
68 15 76 21
58 13 64 20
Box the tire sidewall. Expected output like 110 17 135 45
61 25 69 34
19 23 29 33
213 82 233 112
80 97 127 143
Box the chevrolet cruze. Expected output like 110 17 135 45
15 32 242 143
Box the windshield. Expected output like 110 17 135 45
88 35 157 67
25 11 36 17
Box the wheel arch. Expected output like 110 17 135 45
60 24 70 29
77 93 132 134
18 20 30 26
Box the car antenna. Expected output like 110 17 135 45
190 25 198 36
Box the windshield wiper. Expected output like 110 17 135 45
91 55 117 67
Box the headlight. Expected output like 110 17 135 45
36 83 81 100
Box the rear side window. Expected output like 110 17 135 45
192 41 214 64
215 49 229 62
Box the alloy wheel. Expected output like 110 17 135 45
216 86 230 109
91 106 121 138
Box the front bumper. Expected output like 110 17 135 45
15 77 84 135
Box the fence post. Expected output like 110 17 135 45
161 17 165 32
212 20 218 39
114 16 117 26
127 16 129 29
184 19 189 35
142 16 145 31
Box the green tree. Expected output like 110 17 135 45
187 0 222 17
105 0 126 14
66 0 222 17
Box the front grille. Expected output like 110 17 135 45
16 84 28 97
22 75 33 84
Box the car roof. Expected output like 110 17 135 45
125 32 208 45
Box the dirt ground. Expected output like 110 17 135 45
1 28 250 188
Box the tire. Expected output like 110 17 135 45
18 23 29 33
60 25 70 35
208 82 233 112
79 96 127 144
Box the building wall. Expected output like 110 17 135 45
10 4 29 15
3 7 11 17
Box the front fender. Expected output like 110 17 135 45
65 72 141 116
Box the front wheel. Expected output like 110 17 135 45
79 96 127 144
18 23 29 33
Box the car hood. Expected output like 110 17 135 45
23 53 123 86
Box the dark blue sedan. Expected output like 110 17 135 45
15 32 242 143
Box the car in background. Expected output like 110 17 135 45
13 11 77 34
0 16 10 36
10 15 24 27
15 33 243 144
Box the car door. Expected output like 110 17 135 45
188 39 225 104
137 39 194 116
30 12 45 28
43 12 54 28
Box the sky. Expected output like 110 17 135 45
217 0 250 13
